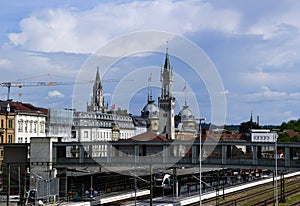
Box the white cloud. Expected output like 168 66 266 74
239 70 300 92
243 86 286 102
48 90 64 98
8 1 240 54
289 92 300 99
245 5 300 69
0 58 11 67
3 0 300 125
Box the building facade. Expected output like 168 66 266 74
0 101 47 170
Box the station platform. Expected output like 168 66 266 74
60 171 300 206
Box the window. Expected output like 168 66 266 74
18 120 23 132
8 134 12 143
25 137 27 143
84 131 88 138
29 121 33 133
18 137 22 143
40 121 45 133
25 121 28 133
8 120 13 128
1 120 3 128
34 122 37 133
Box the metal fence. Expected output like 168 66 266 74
37 178 59 200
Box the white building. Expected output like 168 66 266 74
15 112 46 143
250 129 278 158
72 111 136 142
3 101 48 143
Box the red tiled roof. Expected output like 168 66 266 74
284 130 299 137
0 100 48 115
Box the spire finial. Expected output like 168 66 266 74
164 41 170 70
166 40 169 54
147 73 152 101
95 66 101 82
182 82 187 106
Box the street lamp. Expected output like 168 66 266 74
196 117 205 206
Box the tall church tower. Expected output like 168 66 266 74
158 47 176 139
87 67 106 112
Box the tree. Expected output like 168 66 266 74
279 118 300 132
239 120 261 134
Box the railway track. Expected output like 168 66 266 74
199 174 300 206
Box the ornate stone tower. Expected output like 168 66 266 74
87 67 106 112
158 47 176 139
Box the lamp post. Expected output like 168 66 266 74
196 118 205 206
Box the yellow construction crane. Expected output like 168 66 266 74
0 74 132 100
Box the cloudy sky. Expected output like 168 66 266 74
1 0 300 125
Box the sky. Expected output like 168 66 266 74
1 0 300 125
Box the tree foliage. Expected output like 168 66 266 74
278 118 300 142
280 119 300 132
238 120 261 134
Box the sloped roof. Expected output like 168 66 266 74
0 100 48 115
121 131 169 141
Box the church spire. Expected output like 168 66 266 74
164 41 170 71
87 67 105 112
160 42 173 100
95 66 101 85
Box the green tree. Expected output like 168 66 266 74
279 118 300 132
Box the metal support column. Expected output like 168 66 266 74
163 145 168 164
280 172 285 203
285 147 290 167
221 145 226 165
6 163 10 206
134 144 139 163
150 165 153 206
252 145 258 166
79 145 84 163
173 168 177 199
192 145 197 164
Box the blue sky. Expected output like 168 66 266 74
1 0 300 125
